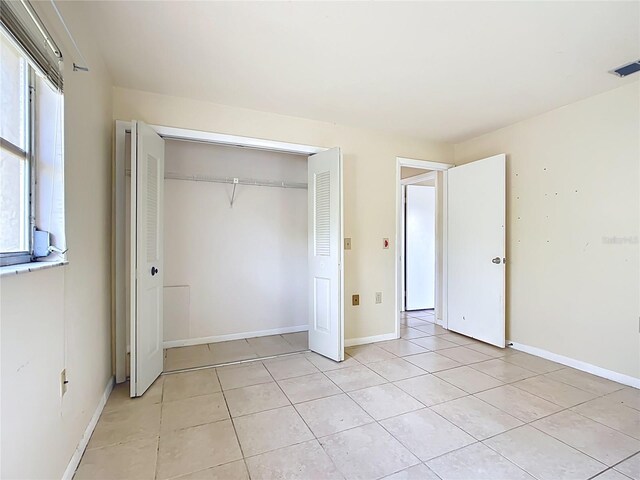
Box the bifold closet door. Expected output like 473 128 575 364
308 147 344 362
130 120 165 397
447 154 506 348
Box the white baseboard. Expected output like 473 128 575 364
345 332 397 347
163 325 309 349
508 341 640 389
62 376 115 480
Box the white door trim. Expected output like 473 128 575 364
114 121 332 382
395 158 454 341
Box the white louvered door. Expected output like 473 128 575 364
130 120 165 397
308 148 344 361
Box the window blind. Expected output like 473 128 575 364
0 0 63 91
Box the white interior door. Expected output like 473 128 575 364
130 120 165 397
447 154 506 347
405 185 436 310
308 147 343 361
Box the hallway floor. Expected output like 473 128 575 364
76 311 639 479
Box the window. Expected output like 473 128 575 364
1 31 32 265
0 23 65 268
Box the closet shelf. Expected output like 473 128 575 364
125 169 307 189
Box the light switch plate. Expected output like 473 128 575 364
344 238 352 250
352 294 360 306
375 292 382 304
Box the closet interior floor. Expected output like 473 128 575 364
163 332 309 372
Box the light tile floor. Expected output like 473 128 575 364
164 332 308 371
76 310 640 480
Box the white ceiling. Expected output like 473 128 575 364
79 1 639 143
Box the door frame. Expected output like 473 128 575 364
395 157 454 340
113 121 333 383
401 171 436 312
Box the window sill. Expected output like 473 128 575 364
0 260 68 278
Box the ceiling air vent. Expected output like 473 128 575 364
610 60 640 77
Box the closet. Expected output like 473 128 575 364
115 121 344 396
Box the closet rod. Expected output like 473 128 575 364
124 169 307 189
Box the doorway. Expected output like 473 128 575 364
114 121 345 396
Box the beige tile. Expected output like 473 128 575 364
383 464 440 480
503 352 564 374
320 422 420 480
545 368 626 396
224 381 289 417
325 365 387 391
532 410 640 466
470 359 537 383
277 372 341 404
233 405 313 456
427 442 534 480
104 378 163 412
400 327 430 340
465 343 515 358
173 460 249 480
404 352 462 373
395 374 467 406
605 387 640 411
572 397 640 440
345 344 396 364
264 355 319 380
595 469 636 480
513 375 597 407
163 369 220 402
435 366 503 394
156 420 242 480
245 440 343 480
161 393 229 432
216 362 272 390
75 436 158 480
484 425 606 480
247 335 300 356
88 402 161 449
437 346 492 365
208 339 258 364
377 339 429 356
295 393 373 437
349 384 424 420
406 318 431 328
475 385 563 422
410 336 458 351
367 358 427 382
281 331 309 350
614 453 640 480
165 345 213 371
431 396 522 440
413 323 447 335
381 408 475 461
436 332 478 346
304 351 360 371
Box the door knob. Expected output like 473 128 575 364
151 266 158 276
491 257 501 264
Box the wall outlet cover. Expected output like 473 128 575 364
375 292 382 304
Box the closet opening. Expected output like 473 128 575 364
114 121 344 396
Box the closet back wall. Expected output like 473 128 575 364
163 140 308 346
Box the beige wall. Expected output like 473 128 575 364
113 87 453 341
0 3 114 478
454 82 640 379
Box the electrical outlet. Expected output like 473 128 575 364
344 238 352 250
375 292 382 304
60 369 68 397
352 294 360 306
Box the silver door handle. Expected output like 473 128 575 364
492 257 501 264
